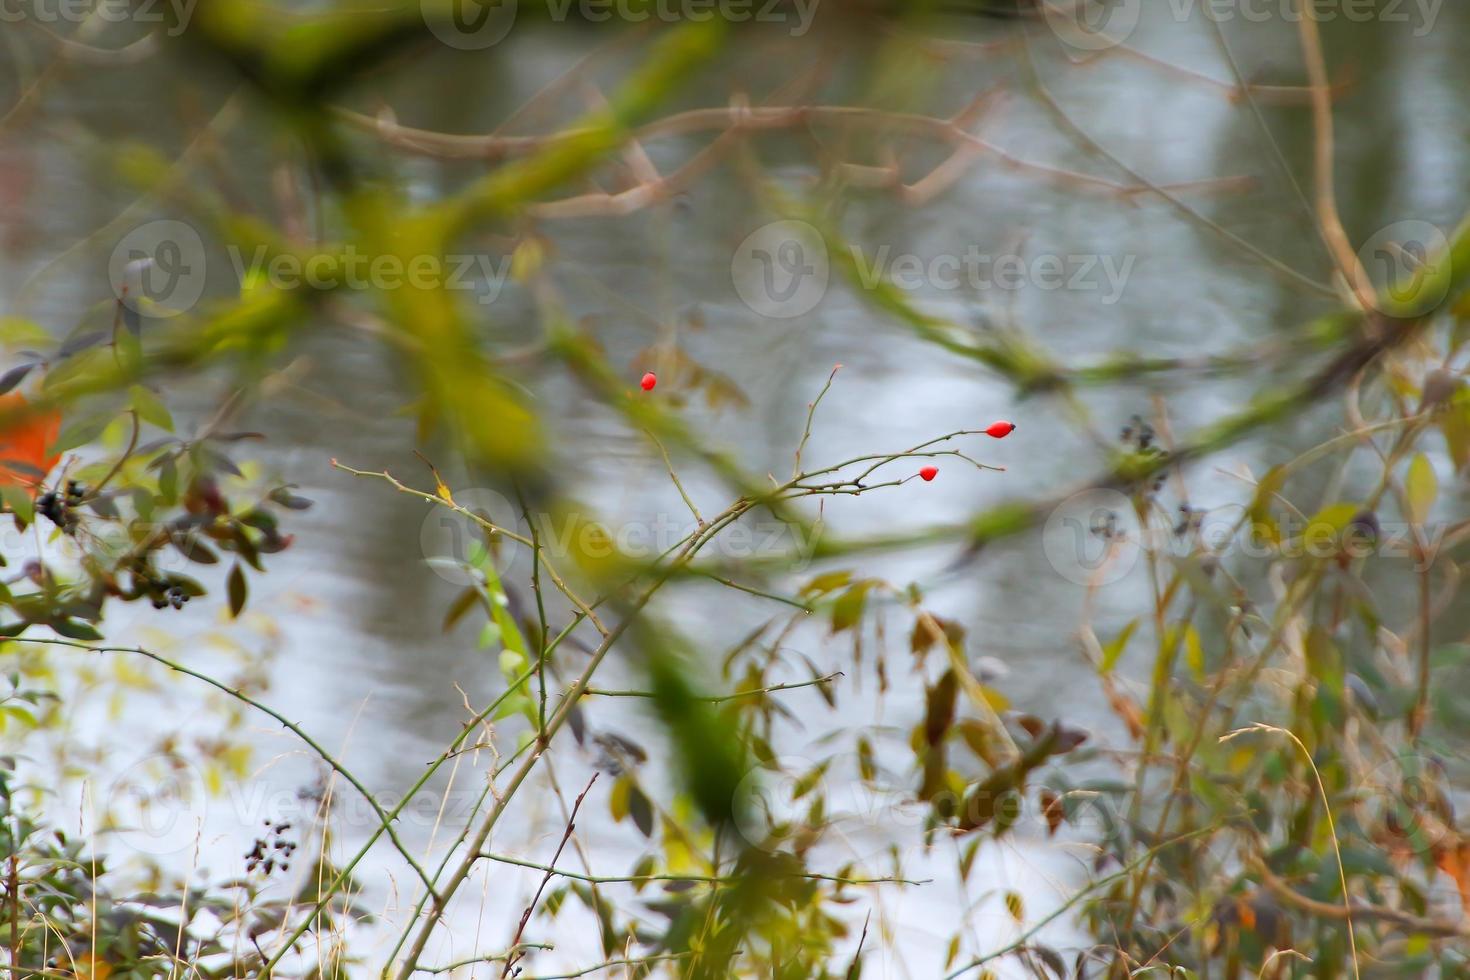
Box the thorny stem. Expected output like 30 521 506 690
259 616 587 974
480 853 926 887
517 484 553 739
585 671 840 702
792 363 842 480
501 774 597 977
25 638 441 900
332 460 609 637
390 500 753 978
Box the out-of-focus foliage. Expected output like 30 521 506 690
5 0 1470 977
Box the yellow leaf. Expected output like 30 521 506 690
1099 619 1138 675
1300 502 1361 555
511 237 545 283
978 685 1010 711
610 774 631 822
1406 452 1438 525
1249 465 1286 547
77 955 112 980
1185 624 1205 680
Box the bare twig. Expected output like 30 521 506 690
502 774 598 977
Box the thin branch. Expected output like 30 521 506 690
1294 1 1372 309
26 638 441 900
332 460 609 637
418 944 554 975
481 853 927 888
793 363 842 480
502 774 598 977
585 671 841 702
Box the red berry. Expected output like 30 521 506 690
985 420 1015 438
919 465 938 482
640 372 657 391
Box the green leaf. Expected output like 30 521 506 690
52 414 110 455
172 533 219 564
158 455 178 504
799 570 852 597
130 385 174 432
50 619 102 641
0 485 33 524
479 559 529 658
628 783 655 838
227 563 248 618
830 580 875 634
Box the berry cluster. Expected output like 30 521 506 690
1122 414 1168 492
35 481 85 534
633 370 1015 484
914 421 1015 482
244 820 296 876
129 560 196 611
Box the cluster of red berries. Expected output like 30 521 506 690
635 371 1013 482
919 421 1015 481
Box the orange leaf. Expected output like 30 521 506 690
0 392 61 488
1433 839 1470 915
